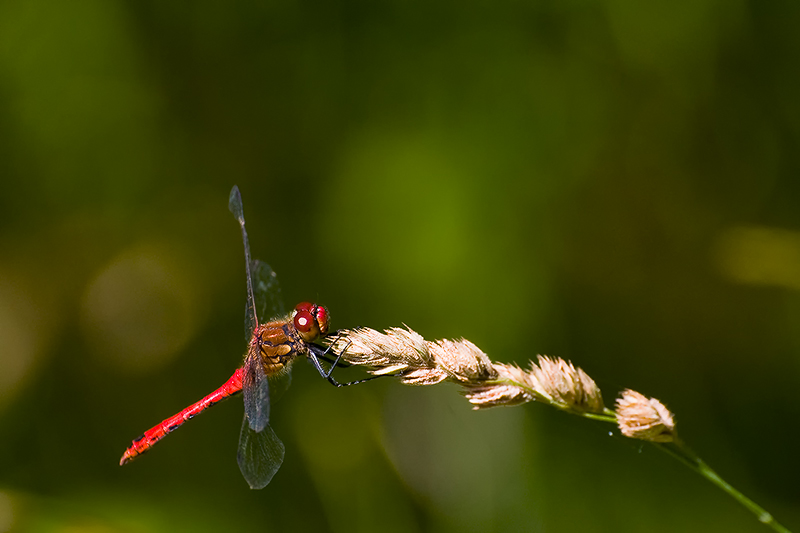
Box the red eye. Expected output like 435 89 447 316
314 305 330 335
293 309 315 333
294 302 314 314
293 302 325 341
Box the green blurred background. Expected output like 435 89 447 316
1 1 799 532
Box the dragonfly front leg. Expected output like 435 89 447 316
307 343 382 387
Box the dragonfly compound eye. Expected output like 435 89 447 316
293 302 321 342
294 301 314 314
314 305 330 336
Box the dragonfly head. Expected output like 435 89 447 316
292 302 330 342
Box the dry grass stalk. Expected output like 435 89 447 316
327 326 605 415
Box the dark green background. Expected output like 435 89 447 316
1 1 798 532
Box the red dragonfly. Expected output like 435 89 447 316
120 185 364 489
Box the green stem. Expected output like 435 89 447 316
655 441 791 533
537 390 790 531
576 410 617 423
506 378 791 531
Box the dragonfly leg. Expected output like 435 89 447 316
320 339 349 378
307 343 383 388
315 352 352 368
316 331 352 367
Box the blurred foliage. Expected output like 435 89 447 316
0 0 799 531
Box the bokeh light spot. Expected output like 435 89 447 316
80 244 204 375
716 226 800 290
0 274 48 409
0 491 14 533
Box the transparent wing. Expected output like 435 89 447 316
244 287 257 345
251 259 285 324
242 351 270 433
237 416 285 489
229 185 259 342
251 259 290 401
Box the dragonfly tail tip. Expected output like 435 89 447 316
119 450 134 466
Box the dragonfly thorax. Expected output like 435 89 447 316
252 320 306 376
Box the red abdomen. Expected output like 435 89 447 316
119 368 245 465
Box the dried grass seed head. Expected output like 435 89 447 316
530 356 605 413
615 389 676 443
329 327 448 384
430 338 498 382
464 383 533 409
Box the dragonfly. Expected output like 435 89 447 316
120 185 371 489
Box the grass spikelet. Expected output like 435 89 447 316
332 327 448 384
530 355 604 413
615 389 676 443
429 338 498 382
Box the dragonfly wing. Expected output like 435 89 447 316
242 353 270 432
229 185 260 343
244 299 257 345
237 416 285 489
252 259 285 321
